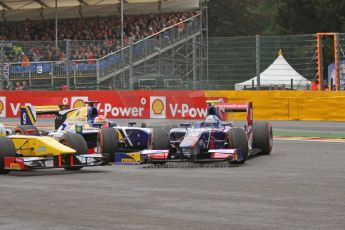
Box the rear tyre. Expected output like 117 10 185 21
227 128 248 164
97 128 119 163
14 125 40 136
253 122 273 155
59 133 87 171
0 136 17 174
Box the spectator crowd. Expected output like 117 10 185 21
0 11 197 63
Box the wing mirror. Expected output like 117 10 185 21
180 123 191 129
128 122 136 127
5 129 13 135
108 121 117 127
222 122 232 127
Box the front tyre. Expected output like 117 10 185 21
0 136 17 174
59 133 87 171
148 128 170 150
97 128 119 163
148 128 170 165
227 128 248 164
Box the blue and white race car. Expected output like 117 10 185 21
142 101 273 165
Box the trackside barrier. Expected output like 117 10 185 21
205 91 345 121
1 90 345 121
0 90 209 119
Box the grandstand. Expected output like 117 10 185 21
0 0 320 91
0 0 207 90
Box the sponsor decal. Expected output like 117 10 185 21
150 96 166 118
5 157 24 170
71 97 88 109
1 91 211 119
98 102 145 118
0 97 6 118
169 103 207 118
122 158 135 163
10 162 22 170
3 63 9 79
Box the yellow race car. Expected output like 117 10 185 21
0 132 108 174
16 104 173 163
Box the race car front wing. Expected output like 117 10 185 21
140 149 244 164
4 154 108 171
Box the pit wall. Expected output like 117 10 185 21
0 90 344 121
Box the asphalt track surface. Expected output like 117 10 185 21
0 119 345 230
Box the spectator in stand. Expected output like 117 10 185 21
2 11 197 62
6 81 13 90
12 44 23 62
31 47 42 62
87 51 95 64
59 50 66 62
21 81 28 90
177 18 185 38
21 53 30 67
52 48 60 61
15 82 23 90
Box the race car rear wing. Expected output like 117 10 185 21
206 100 253 126
20 105 68 126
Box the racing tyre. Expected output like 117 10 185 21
14 125 40 136
148 128 170 150
227 128 248 164
97 128 119 163
253 122 273 155
0 136 17 174
59 133 88 171
148 128 170 165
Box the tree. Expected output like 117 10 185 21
208 0 264 36
258 0 345 35
208 0 345 36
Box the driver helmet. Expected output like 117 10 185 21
204 115 220 128
94 115 108 125
0 123 6 136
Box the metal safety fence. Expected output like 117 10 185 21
206 34 317 90
0 31 325 90
0 14 202 90
335 33 345 90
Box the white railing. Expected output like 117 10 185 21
97 14 202 84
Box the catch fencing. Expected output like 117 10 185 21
0 31 322 90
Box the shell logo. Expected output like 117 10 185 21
73 99 85 108
0 100 3 114
152 99 164 115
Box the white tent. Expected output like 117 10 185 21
235 54 311 90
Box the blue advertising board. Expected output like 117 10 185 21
328 60 345 90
